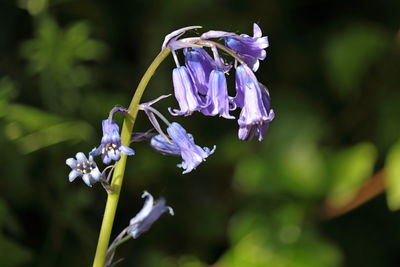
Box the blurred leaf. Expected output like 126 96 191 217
20 15 107 112
278 140 327 197
18 0 49 16
0 199 21 235
220 207 341 267
327 142 377 207
21 16 106 75
0 77 17 118
0 234 33 267
324 24 390 96
385 140 400 211
178 255 207 267
4 104 93 153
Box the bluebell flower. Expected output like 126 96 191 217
169 66 205 116
201 24 268 72
150 134 182 156
184 48 215 96
236 65 274 141
90 119 135 164
201 69 235 119
128 191 174 239
66 152 102 187
225 23 269 72
184 48 235 119
150 122 216 174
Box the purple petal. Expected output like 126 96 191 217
224 24 269 72
170 66 203 116
66 158 77 168
90 146 103 157
150 134 181 156
82 174 92 187
76 152 87 163
253 23 262 38
130 191 154 225
128 196 173 239
184 48 215 95
166 122 215 174
201 30 237 40
68 170 80 182
234 65 247 108
90 167 102 181
120 145 135 156
201 70 235 119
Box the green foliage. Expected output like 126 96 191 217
3 103 93 153
233 97 328 198
0 77 17 117
219 204 341 267
324 24 390 96
327 143 377 207
20 15 107 112
385 140 400 210
18 0 49 16
0 1 399 266
0 199 33 266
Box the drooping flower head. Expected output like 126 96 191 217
128 191 174 239
201 23 268 72
236 65 275 141
150 122 216 174
225 23 269 72
66 152 102 187
169 66 206 116
91 119 135 164
183 47 236 119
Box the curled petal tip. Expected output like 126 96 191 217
167 207 174 216
162 26 203 49
142 191 150 198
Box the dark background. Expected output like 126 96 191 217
1 0 400 266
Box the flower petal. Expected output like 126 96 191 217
130 191 154 226
201 30 237 39
201 70 235 119
120 145 135 156
66 158 77 168
150 134 181 156
82 173 92 187
68 170 80 182
162 26 202 49
90 167 102 182
76 152 87 163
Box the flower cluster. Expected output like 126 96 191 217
165 23 274 141
65 24 274 261
66 23 273 185
66 114 135 187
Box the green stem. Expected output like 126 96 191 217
108 233 132 255
92 48 171 267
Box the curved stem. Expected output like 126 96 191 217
108 232 132 255
92 48 171 267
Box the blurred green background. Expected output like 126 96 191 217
1 0 400 266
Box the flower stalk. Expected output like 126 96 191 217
92 47 171 267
